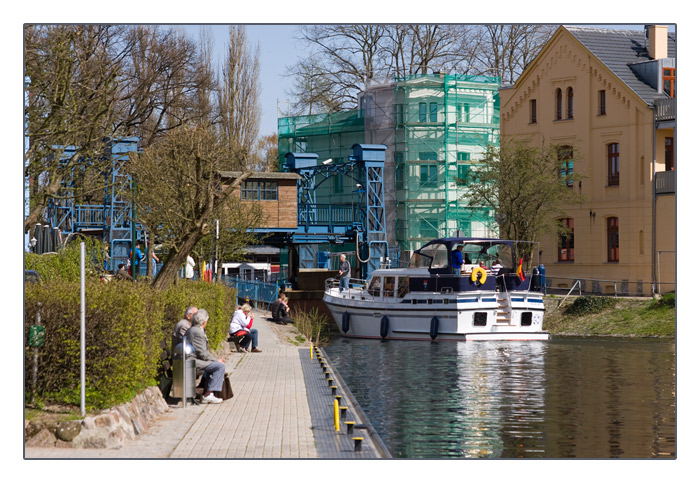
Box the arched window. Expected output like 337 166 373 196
566 87 574 119
555 88 562 120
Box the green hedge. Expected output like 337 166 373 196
25 246 236 409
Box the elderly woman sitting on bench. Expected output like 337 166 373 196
184 309 226 404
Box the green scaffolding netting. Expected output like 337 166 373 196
278 74 501 255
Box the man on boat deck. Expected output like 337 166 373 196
451 245 464 275
339 254 351 292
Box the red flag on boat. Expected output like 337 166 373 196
516 258 525 281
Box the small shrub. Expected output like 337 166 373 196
647 293 675 310
564 295 617 317
293 305 331 345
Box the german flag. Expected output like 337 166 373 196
516 258 525 282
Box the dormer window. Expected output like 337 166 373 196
663 68 675 97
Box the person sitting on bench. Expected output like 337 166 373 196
184 309 226 404
229 304 262 353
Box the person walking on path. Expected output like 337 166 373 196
229 303 262 353
338 254 350 292
184 309 226 404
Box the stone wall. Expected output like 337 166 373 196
25 386 169 449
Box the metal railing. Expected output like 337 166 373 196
545 276 675 297
298 203 361 228
654 98 676 122
655 171 675 194
222 276 281 309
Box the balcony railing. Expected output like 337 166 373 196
654 98 676 122
655 170 675 194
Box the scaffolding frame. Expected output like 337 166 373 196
277 73 501 262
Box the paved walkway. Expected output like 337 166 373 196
25 309 385 459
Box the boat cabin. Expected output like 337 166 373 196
366 238 540 297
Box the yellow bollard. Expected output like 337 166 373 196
334 398 340 432
310 344 313 359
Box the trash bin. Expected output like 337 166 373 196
172 342 196 399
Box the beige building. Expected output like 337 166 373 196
500 25 676 295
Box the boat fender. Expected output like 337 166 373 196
471 267 488 285
430 316 439 340
380 315 389 339
342 311 350 333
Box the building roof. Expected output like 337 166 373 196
219 171 300 180
565 26 676 105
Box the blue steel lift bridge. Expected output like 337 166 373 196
46 137 145 273
284 144 388 280
43 140 387 285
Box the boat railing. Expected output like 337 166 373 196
325 277 367 298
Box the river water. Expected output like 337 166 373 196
323 336 676 459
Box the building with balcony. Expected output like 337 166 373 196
500 25 676 295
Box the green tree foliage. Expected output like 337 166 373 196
459 138 584 262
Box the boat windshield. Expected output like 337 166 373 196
463 242 514 270
408 243 449 269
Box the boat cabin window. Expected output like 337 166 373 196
383 276 395 298
409 243 449 269
397 277 410 298
368 275 381 297
463 242 514 271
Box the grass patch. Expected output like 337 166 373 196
545 296 675 337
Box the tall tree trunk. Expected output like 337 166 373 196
152 228 203 291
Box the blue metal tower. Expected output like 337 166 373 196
46 137 142 272
285 144 388 278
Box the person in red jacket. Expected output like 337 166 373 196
229 303 262 353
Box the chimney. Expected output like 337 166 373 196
647 25 668 59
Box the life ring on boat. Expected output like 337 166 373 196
342 311 350 333
430 316 439 340
471 266 488 285
380 315 389 339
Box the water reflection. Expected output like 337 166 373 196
324 337 675 458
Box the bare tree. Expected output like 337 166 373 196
286 56 344 115
288 25 388 112
285 24 556 114
474 24 557 84
217 25 261 170
116 26 214 147
248 133 279 172
24 25 126 232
